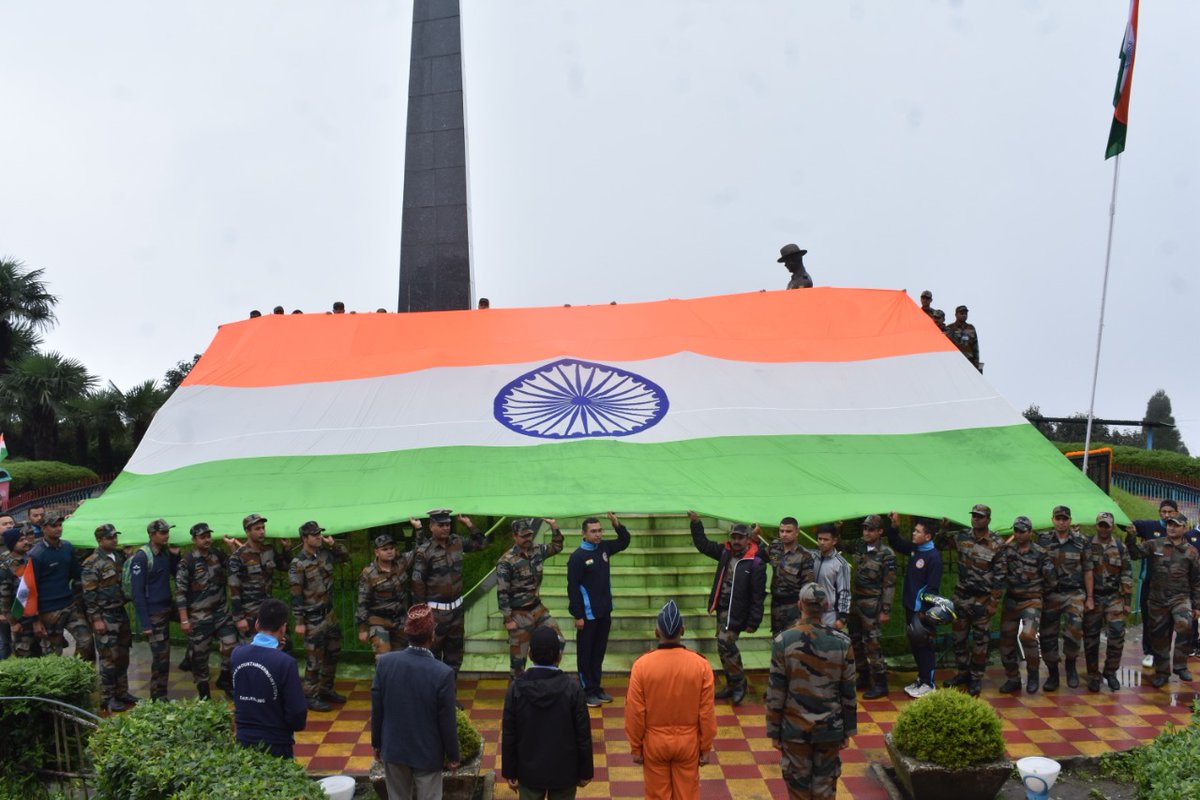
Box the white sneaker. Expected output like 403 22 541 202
903 680 920 694
1142 654 1155 668
908 682 935 698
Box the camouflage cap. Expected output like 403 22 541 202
94 524 120 540
1012 516 1033 533
1052 505 1072 519
933 309 946 321
242 513 268 530
190 522 212 537
511 518 537 536
146 518 174 533
44 511 67 525
427 508 454 523
1166 513 1189 527
862 514 884 529
956 304 968 313
798 582 829 608
970 503 991 517
920 290 932 298
373 533 395 549
299 520 326 536
1095 512 1115 526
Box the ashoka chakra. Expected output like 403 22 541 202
493 359 669 439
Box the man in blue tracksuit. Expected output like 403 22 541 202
885 512 943 698
566 511 631 707
1129 500 1179 665
129 518 181 700
231 598 308 757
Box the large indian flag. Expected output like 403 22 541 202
65 289 1121 543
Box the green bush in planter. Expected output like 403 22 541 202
89 698 323 800
456 708 483 764
891 689 1005 769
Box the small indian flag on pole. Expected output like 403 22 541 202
13 560 38 619
0 432 8 461
1105 0 1139 159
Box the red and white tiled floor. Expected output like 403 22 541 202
121 644 1198 799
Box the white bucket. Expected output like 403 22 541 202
1016 756 1061 800
318 774 357 800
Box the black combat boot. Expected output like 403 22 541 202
1104 672 1120 691
177 649 193 673
320 688 348 704
1175 668 1194 682
863 676 889 700
1087 676 1101 692
1026 668 1039 695
998 678 1021 694
1043 663 1060 692
942 671 971 689
967 677 982 697
730 681 747 706
1065 659 1080 688
857 671 871 690
197 682 211 701
215 668 232 692
714 685 735 700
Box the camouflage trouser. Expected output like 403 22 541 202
144 609 172 699
10 618 40 658
507 603 563 678
431 606 465 675
365 617 407 658
950 592 994 679
40 604 95 662
716 608 744 688
1083 594 1127 678
94 609 131 702
1147 599 1192 677
188 612 238 686
848 598 886 677
1040 589 1085 665
780 739 841 800
302 613 342 698
999 595 1042 677
771 599 801 637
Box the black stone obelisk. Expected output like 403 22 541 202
398 0 471 312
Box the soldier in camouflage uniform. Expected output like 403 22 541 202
1038 505 1095 691
1126 512 1200 688
357 533 413 657
919 290 944 331
940 503 1004 696
0 526 39 658
81 524 135 712
1084 512 1132 692
289 520 350 711
850 515 895 699
945 305 981 371
28 512 95 662
175 522 238 700
756 517 816 636
497 517 565 679
228 513 292 643
996 516 1056 694
766 582 857 800
411 509 489 677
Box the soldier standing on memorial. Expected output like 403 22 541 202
289 520 350 712
1084 512 1132 692
945 305 981 370
1038 506 1095 691
228 513 293 643
357 533 413 657
175 522 238 700
766 582 857 800
756 517 815 637
1125 512 1200 688
919 290 944 330
497 517 565 679
996 516 1055 695
411 509 489 678
850 515 895 699
81 524 135 712
940 504 1004 697
129 518 181 701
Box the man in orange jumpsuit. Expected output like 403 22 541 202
624 600 717 800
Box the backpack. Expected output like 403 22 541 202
121 545 156 599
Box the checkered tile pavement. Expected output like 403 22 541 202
119 644 1198 799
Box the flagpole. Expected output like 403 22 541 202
1082 154 1122 474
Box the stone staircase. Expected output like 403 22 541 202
461 513 777 674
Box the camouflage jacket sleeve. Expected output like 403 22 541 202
765 634 788 739
990 542 1006 604
173 554 192 613
496 555 514 618
1124 533 1146 560
462 527 488 553
881 549 897 614
1119 544 1133 601
287 556 305 612
1190 548 1200 608
0 559 12 619
410 544 429 605
840 639 858 738
1041 549 1058 593
80 557 102 615
356 566 372 628
329 540 351 564
546 526 564 557
227 553 245 620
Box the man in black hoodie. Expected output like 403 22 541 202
688 510 767 705
502 626 593 799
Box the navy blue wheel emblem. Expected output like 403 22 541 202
494 359 669 439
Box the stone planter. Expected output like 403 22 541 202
884 733 1012 800
370 754 489 800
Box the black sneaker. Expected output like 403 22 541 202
307 697 332 712
596 689 614 703
319 689 348 704
585 694 604 708
1176 669 1193 682
1151 673 1169 688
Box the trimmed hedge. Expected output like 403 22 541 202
3 460 100 494
891 688 1005 769
1053 442 1200 483
88 699 324 800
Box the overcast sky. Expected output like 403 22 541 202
2 1 1197 450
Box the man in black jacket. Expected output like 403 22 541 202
566 511 631 707
502 626 593 799
129 518 181 701
688 510 767 705
230 599 307 758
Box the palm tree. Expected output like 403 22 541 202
0 352 95 460
0 259 58 375
67 385 126 472
121 379 167 448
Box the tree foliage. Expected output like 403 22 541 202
1145 389 1189 455
0 258 57 376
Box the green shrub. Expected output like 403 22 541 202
891 689 1005 769
89 699 323 800
0 655 98 797
4 461 100 494
1098 701 1200 800
457 707 483 763
1052 442 1200 483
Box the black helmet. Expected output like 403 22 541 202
917 588 957 625
906 618 933 648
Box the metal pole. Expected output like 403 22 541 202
1083 155 1122 473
